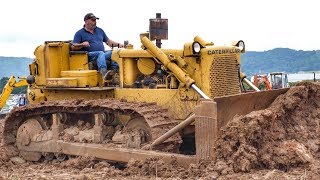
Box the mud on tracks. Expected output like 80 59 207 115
2 98 179 146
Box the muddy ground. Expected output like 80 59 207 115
1 82 320 179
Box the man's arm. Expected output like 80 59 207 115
106 39 124 48
71 41 90 51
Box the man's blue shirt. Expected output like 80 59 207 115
73 27 109 52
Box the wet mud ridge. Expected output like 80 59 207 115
1 82 320 179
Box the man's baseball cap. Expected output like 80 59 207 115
84 13 99 21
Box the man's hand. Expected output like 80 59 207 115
107 39 125 48
118 43 124 48
71 41 90 50
81 41 90 47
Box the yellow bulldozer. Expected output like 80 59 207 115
0 14 289 166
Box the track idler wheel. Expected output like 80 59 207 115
124 117 152 148
55 153 67 162
16 118 43 161
43 152 55 161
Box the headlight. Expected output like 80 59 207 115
26 75 35 84
236 40 245 52
192 42 201 53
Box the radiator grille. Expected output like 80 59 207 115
209 54 241 97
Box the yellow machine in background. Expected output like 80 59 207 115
0 76 28 109
2 14 287 165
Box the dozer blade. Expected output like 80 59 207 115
214 88 289 132
195 88 289 160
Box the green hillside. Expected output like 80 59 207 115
0 57 33 78
241 48 320 76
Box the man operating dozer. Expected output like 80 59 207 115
71 13 124 82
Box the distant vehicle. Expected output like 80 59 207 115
270 72 289 89
252 72 289 90
252 74 272 90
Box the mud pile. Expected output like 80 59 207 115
211 82 320 174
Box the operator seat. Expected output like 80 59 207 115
68 43 113 71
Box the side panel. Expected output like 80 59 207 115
34 42 70 86
69 53 89 70
44 42 70 78
27 87 115 104
34 45 46 86
44 89 114 101
115 89 198 120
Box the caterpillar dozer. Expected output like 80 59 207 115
2 14 289 166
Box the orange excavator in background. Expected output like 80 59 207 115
253 74 272 90
252 72 289 91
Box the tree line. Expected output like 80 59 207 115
241 48 320 76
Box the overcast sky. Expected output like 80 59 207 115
0 0 319 57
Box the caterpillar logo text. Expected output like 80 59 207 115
208 49 240 55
